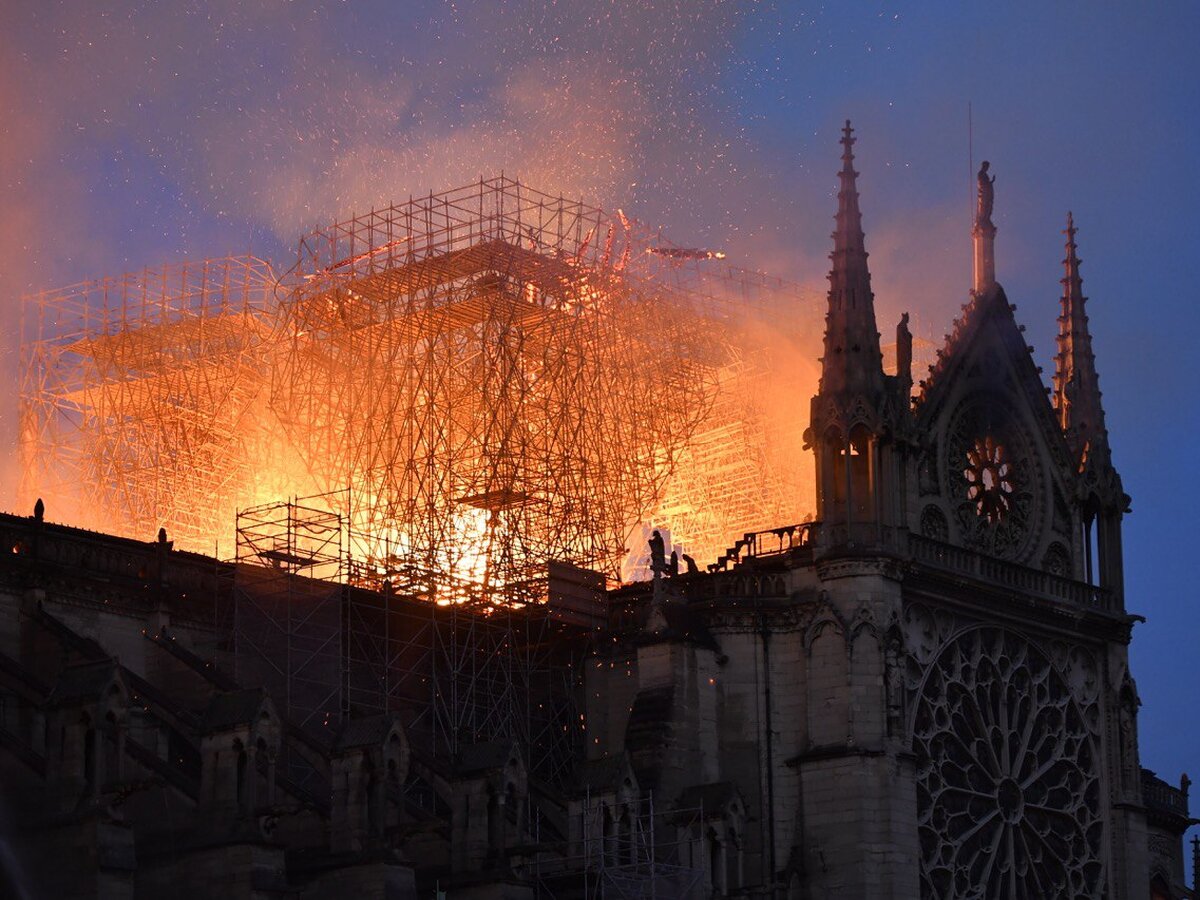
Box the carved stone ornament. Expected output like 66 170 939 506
976 161 995 229
911 626 1104 898
1041 541 1071 578
920 505 949 542
944 395 1042 562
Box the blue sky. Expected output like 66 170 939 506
2 0 1197 840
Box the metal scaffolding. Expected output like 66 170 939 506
269 175 730 591
233 493 347 735
19 176 824 583
19 256 277 552
532 793 708 899
650 343 812 567
232 491 593 785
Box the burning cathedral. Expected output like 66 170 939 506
0 123 1192 899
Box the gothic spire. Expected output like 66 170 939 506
819 120 884 398
1053 212 1108 461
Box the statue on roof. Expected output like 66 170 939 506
976 161 995 229
897 312 913 386
648 530 666 578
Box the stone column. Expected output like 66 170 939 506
973 221 996 294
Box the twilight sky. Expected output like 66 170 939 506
2 0 1197 831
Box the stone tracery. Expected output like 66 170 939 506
945 397 1041 561
911 626 1104 899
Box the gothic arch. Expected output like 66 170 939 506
807 614 849 748
849 618 884 744
804 615 844 654
848 606 880 643
822 424 846 508
803 595 848 653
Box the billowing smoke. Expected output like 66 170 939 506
0 1 965 539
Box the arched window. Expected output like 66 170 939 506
386 733 403 784
82 715 96 791
505 781 519 827
725 826 741 892
1082 494 1102 585
104 710 121 784
234 739 247 810
848 423 874 521
362 751 379 835
255 737 273 808
824 426 845 507
487 790 503 856
601 804 614 865
707 826 725 895
808 620 848 747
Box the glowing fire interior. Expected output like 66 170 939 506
19 176 821 600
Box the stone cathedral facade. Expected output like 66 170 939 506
585 123 1191 898
0 124 1192 899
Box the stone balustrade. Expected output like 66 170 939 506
1141 770 1190 818
908 533 1116 613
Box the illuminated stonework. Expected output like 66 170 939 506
912 627 1104 899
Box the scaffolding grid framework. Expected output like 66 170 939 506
232 492 592 786
19 257 278 552
272 174 763 591
18 179 826 792
20 176 824 587
531 793 709 899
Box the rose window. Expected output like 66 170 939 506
963 436 1014 524
944 397 1041 561
912 628 1104 899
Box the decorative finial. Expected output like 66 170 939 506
1063 211 1083 296
839 120 857 174
33 498 44 521
158 527 168 545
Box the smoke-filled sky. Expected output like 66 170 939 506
3 0 1198 830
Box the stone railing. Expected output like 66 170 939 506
709 523 814 572
907 533 1116 613
1142 769 1190 819
701 526 1115 614
811 521 909 556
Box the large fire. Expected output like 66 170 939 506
18 176 822 599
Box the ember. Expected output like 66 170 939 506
647 247 728 261
19 176 821 598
